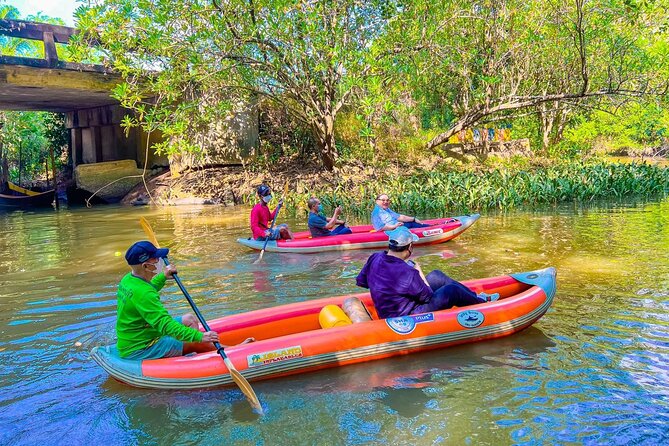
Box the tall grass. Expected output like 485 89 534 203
245 161 669 217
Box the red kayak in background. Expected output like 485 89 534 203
236 214 480 253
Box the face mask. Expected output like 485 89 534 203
317 204 323 212
262 195 272 203
146 259 164 276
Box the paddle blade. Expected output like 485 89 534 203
226 358 263 415
140 217 160 248
253 250 265 265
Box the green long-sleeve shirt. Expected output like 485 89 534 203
116 272 203 357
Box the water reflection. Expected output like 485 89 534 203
1 200 669 445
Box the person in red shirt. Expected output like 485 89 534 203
250 184 294 241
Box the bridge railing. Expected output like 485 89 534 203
0 19 107 73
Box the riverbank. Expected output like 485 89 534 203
121 156 669 216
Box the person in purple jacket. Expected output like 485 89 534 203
356 227 499 319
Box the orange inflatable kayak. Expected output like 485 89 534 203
91 267 556 389
236 214 480 253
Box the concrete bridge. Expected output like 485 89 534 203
1 19 258 201
0 19 165 172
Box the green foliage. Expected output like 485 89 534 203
0 6 69 185
270 161 669 217
74 0 398 170
375 0 669 152
563 102 669 154
1 112 50 185
43 113 69 160
68 0 669 170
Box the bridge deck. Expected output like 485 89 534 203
0 64 120 112
0 19 120 112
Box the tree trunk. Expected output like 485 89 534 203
313 114 337 171
540 102 571 151
552 106 570 146
539 103 554 152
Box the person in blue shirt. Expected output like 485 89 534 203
371 193 431 232
307 197 353 237
356 227 498 319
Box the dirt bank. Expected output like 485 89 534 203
120 158 412 206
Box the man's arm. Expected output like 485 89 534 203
309 213 329 231
413 262 430 286
379 221 403 231
409 272 433 304
270 199 284 220
250 207 261 231
325 206 343 229
135 290 204 342
377 208 403 231
150 272 167 291
398 214 423 224
356 260 370 288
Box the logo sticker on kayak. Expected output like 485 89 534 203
422 228 444 237
457 310 485 328
247 345 303 367
386 313 434 335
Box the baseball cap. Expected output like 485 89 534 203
125 241 169 265
257 184 271 196
387 226 419 247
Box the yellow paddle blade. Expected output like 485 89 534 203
139 217 160 248
227 359 263 415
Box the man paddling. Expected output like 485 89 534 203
250 184 294 241
356 227 498 319
307 197 352 237
371 193 430 232
116 241 219 359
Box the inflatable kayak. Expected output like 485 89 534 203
237 214 480 253
91 267 556 389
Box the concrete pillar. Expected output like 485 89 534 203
101 125 116 161
94 126 103 162
71 128 83 166
81 127 95 163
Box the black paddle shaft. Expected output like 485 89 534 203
161 257 229 359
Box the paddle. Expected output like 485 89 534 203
139 217 263 415
253 200 283 265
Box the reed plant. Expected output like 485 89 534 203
244 160 669 218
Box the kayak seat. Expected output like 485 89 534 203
342 297 373 323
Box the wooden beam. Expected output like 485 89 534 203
43 31 58 68
0 19 77 44
0 54 111 73
0 64 120 91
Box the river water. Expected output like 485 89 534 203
1 200 667 445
